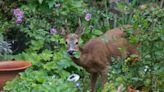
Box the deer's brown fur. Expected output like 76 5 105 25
64 26 139 92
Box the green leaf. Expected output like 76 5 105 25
47 0 56 8
40 49 52 61
30 40 44 50
43 62 57 70
79 38 84 46
129 36 138 44
73 51 81 58
160 34 164 41
73 1 82 8
57 59 72 69
93 29 103 36
38 0 43 4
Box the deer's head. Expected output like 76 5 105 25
62 26 85 56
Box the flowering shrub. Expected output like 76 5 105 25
13 8 24 24
0 0 163 92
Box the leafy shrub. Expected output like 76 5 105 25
0 0 163 92
0 41 12 55
104 2 164 92
4 68 77 92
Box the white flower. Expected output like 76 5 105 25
67 74 80 82
75 82 80 87
85 13 92 21
144 65 149 72
51 75 56 79
55 3 61 8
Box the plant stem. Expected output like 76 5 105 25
150 41 154 91
149 19 157 92
114 15 117 28
104 0 108 25
160 0 164 8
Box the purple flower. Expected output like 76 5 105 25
50 28 57 35
13 8 24 18
16 18 23 24
13 8 24 24
85 13 92 21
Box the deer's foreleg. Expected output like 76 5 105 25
90 73 98 92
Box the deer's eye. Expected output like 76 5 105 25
65 41 68 44
75 42 78 45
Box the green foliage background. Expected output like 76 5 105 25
0 0 163 92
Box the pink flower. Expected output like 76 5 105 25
13 8 24 24
117 84 123 92
50 28 57 35
13 8 24 18
16 18 23 24
85 13 92 21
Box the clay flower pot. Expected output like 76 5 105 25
128 84 149 92
0 61 32 90
128 85 139 92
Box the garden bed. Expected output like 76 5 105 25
0 0 163 92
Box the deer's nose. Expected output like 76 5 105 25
67 50 74 55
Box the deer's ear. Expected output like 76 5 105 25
59 27 69 37
75 26 85 36
75 18 85 36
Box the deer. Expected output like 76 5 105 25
62 25 140 92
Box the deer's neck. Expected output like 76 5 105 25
70 56 81 66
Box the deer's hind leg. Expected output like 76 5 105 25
100 68 108 89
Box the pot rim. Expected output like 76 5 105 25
0 61 32 71
128 85 139 92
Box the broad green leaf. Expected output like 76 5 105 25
92 29 103 36
47 0 56 8
38 0 43 4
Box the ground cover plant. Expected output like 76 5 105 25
0 0 163 92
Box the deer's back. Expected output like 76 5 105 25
84 28 128 58
79 28 139 73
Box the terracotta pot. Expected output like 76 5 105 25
128 85 139 92
128 84 146 92
0 61 32 90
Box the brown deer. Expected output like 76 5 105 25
62 25 140 92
